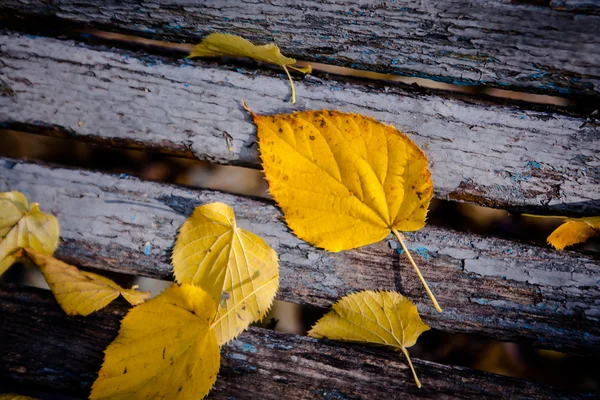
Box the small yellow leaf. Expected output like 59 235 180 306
547 216 600 250
0 191 59 276
248 107 441 311
90 284 219 400
189 33 309 103
172 202 279 345
309 290 430 388
22 249 150 316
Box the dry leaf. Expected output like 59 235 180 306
189 33 311 103
245 105 440 311
172 202 279 345
309 290 430 387
0 395 38 400
90 284 219 400
21 248 150 316
547 216 600 250
0 191 59 276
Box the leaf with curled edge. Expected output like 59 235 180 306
547 216 600 250
189 33 311 104
172 202 279 345
0 191 59 276
20 248 150 316
309 290 430 387
90 284 219 400
245 104 441 312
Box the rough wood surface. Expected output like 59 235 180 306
1 158 598 355
1 35 598 216
0 284 588 399
1 0 599 97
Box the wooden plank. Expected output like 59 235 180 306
0 284 587 399
1 158 598 355
1 0 599 97
1 35 598 216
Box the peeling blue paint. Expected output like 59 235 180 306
526 161 541 170
414 247 431 259
143 241 152 256
230 340 257 353
227 353 247 361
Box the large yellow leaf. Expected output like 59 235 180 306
309 290 430 387
189 33 311 104
90 284 219 400
172 202 279 345
21 248 150 316
547 216 600 250
247 106 440 311
0 191 59 276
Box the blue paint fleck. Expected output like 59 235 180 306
184 83 190 87
228 353 247 361
230 340 257 353
505 249 513 254
473 298 489 305
143 242 151 256
119 173 128 179
526 161 541 169
130 216 136 222
414 247 431 259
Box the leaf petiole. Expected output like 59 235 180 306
281 64 296 104
392 229 442 313
400 346 421 388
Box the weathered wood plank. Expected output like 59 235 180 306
1 158 598 355
1 35 598 215
0 284 588 399
1 0 599 97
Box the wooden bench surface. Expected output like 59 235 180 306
0 284 587 399
0 158 598 358
0 0 599 397
1 0 599 98
1 34 598 215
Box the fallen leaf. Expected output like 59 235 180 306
189 33 311 103
309 290 430 387
547 216 600 250
245 105 440 311
21 248 150 316
172 202 279 345
0 395 39 400
90 284 219 400
0 191 59 276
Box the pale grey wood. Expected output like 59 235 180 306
1 158 598 355
0 0 599 96
1 35 598 215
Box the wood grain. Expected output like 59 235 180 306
1 34 598 215
0 0 599 97
1 158 598 355
0 284 588 399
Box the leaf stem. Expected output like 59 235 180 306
392 229 442 313
400 346 421 388
281 64 296 104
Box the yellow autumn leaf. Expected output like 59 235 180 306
90 284 219 400
0 394 38 400
0 191 59 276
20 248 150 316
309 290 430 388
547 216 600 250
189 33 311 104
172 202 279 345
245 104 441 311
